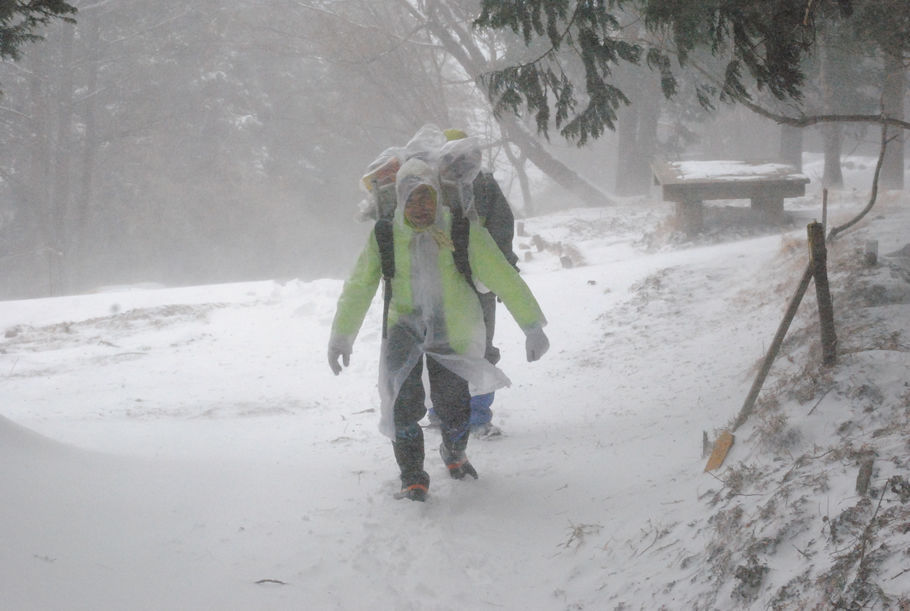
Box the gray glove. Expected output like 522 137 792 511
328 336 352 375
524 327 549 362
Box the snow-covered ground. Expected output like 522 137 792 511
2 154 909 609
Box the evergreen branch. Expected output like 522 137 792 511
477 3 584 75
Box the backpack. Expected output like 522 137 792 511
359 128 484 338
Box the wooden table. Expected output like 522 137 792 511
652 160 810 234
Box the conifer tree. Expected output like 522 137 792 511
0 1 76 60
473 1 905 145
0 0 76 93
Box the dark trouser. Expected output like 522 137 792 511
393 354 471 481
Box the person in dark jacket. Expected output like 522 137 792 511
426 128 520 438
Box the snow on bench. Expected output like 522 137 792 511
652 159 810 234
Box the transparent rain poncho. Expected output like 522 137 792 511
376 157 510 437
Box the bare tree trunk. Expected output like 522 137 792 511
881 51 905 189
52 21 76 293
634 91 660 190
614 61 660 196
25 50 57 295
780 124 803 170
500 115 613 206
501 142 534 216
823 124 844 188
74 15 101 288
820 36 843 189
615 102 640 196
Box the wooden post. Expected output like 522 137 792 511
676 199 704 235
808 222 837 365
856 457 874 496
864 240 878 266
822 188 828 233
752 194 784 223
733 262 814 431
704 431 735 472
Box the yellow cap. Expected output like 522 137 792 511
443 128 468 141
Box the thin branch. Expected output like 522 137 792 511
856 481 889 568
684 56 910 131
287 1 438 56
0 58 36 78
293 1 347 20
100 9 192 48
78 0 115 11
633 528 662 558
803 0 816 27
424 0 488 69
807 389 830 416
0 104 30 120
736 96 910 131
410 0 483 78
827 123 891 242
793 544 812 559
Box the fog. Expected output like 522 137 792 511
0 1 905 300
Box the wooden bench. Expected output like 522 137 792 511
651 160 810 234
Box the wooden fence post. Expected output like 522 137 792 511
808 222 837 365
732 262 814 431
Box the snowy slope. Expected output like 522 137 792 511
1 156 908 609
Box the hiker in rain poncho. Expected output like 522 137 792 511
328 157 549 501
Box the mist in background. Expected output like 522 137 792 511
0 1 905 300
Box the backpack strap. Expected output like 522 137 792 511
450 206 475 291
374 209 475 339
374 218 395 339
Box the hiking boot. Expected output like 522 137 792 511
397 483 428 502
395 470 429 502
439 443 478 480
471 422 502 439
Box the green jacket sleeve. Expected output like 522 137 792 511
331 231 382 340
468 222 546 331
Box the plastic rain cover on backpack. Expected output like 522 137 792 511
359 147 406 221
437 136 482 219
357 124 483 223
404 123 448 162
376 157 510 437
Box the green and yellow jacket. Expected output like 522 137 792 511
330 156 545 436
330 207 545 355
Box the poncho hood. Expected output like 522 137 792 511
396 158 441 219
